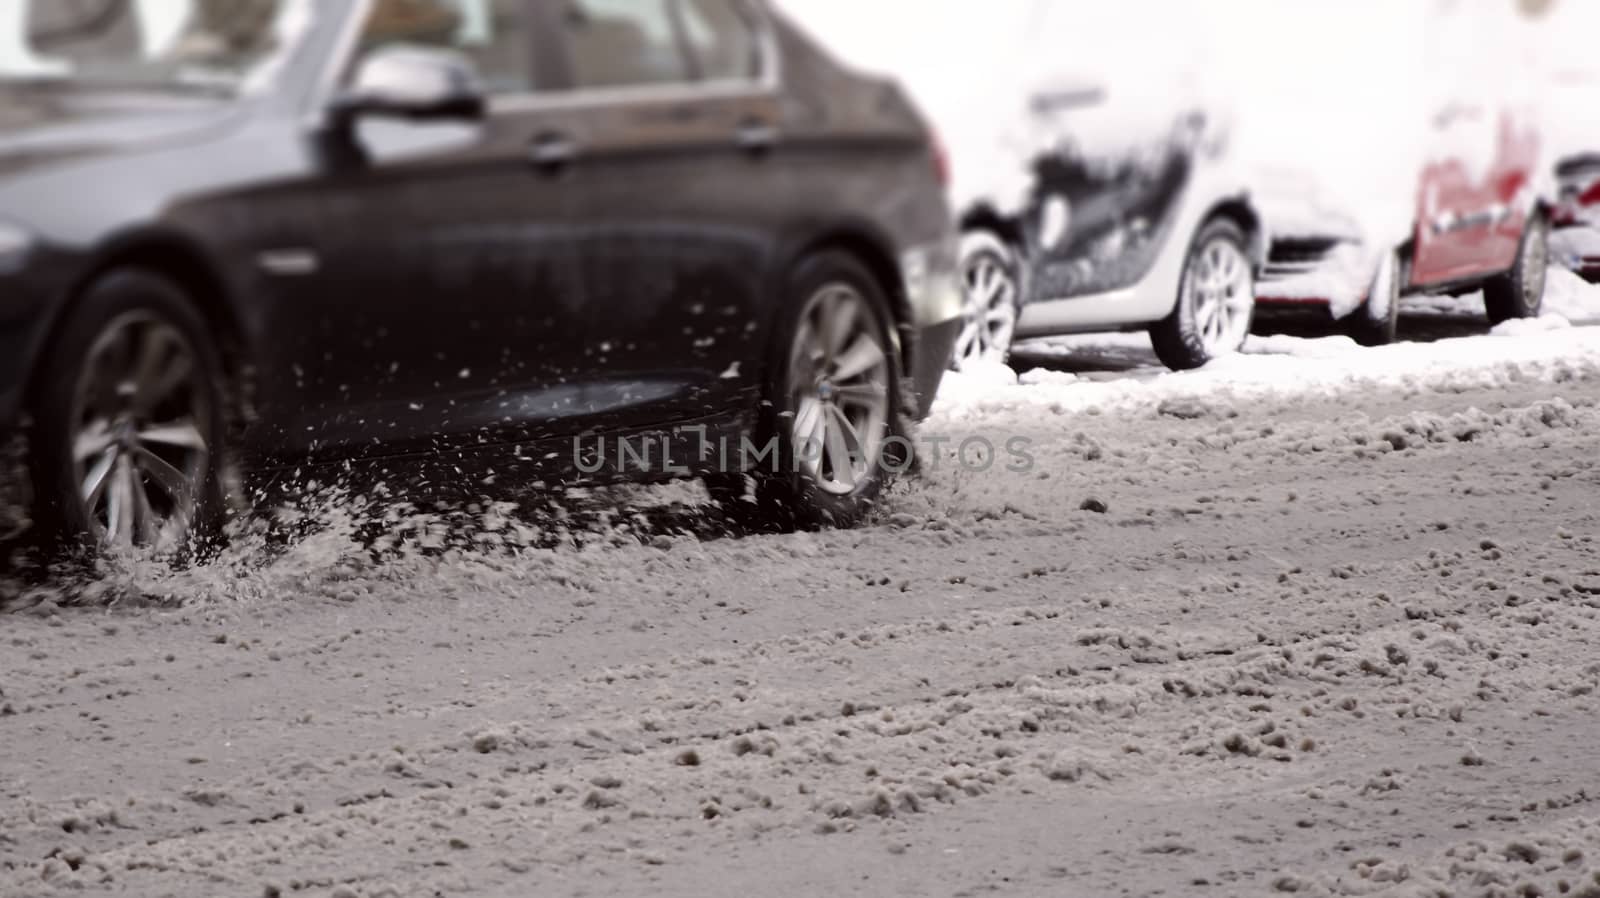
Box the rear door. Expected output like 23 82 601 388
1015 2 1204 305
1412 102 1504 285
524 0 780 429
1024 89 1195 302
1411 5 1540 288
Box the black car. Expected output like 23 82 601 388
0 0 961 555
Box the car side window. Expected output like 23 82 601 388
349 0 533 94
560 0 689 88
677 0 760 82
555 0 762 90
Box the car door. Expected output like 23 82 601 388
1411 1 1543 290
246 0 593 461
523 0 778 430
1020 83 1196 304
1412 102 1504 285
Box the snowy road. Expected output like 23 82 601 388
7 319 1600 897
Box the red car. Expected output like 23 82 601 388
1257 103 1550 344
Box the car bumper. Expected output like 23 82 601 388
1255 240 1375 315
1552 223 1600 282
902 243 962 420
909 315 960 419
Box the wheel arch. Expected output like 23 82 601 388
1203 197 1267 269
958 203 1027 254
33 230 254 437
786 225 914 376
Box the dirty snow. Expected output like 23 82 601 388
8 306 1600 895
9 5 1600 891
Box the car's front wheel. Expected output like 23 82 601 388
1485 211 1549 325
1151 217 1256 371
952 231 1021 370
27 270 227 557
712 251 902 529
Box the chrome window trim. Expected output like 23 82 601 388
305 0 780 128
495 0 781 113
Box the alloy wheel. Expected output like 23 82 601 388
69 312 211 551
1522 220 1548 312
954 247 1019 368
1187 236 1254 356
787 283 890 496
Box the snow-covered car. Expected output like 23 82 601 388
1258 107 1550 345
770 0 1263 373
1254 2 1555 345
954 87 1263 373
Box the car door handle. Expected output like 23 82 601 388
529 134 578 173
735 120 778 153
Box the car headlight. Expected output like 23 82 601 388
0 222 34 272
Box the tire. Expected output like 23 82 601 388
711 251 904 530
26 269 228 558
1485 211 1548 325
952 231 1022 371
1151 217 1256 371
1343 249 1403 347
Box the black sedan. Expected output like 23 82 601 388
0 0 961 554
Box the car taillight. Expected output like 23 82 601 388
930 131 950 189
1580 178 1600 207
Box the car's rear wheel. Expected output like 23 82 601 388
1485 211 1549 324
1151 217 1255 371
1343 249 1403 347
27 270 226 557
952 231 1021 370
710 251 901 529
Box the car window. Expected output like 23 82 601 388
559 0 690 89
349 0 532 94
677 0 759 81
1 0 306 93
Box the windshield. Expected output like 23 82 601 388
0 0 312 93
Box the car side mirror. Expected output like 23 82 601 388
334 45 487 123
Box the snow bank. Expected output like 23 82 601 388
932 324 1600 427
1552 226 1600 268
1410 265 1600 326
1540 265 1600 322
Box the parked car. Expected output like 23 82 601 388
1541 47 1600 283
1257 104 1550 344
1552 152 1600 281
0 0 962 555
952 78 1264 372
